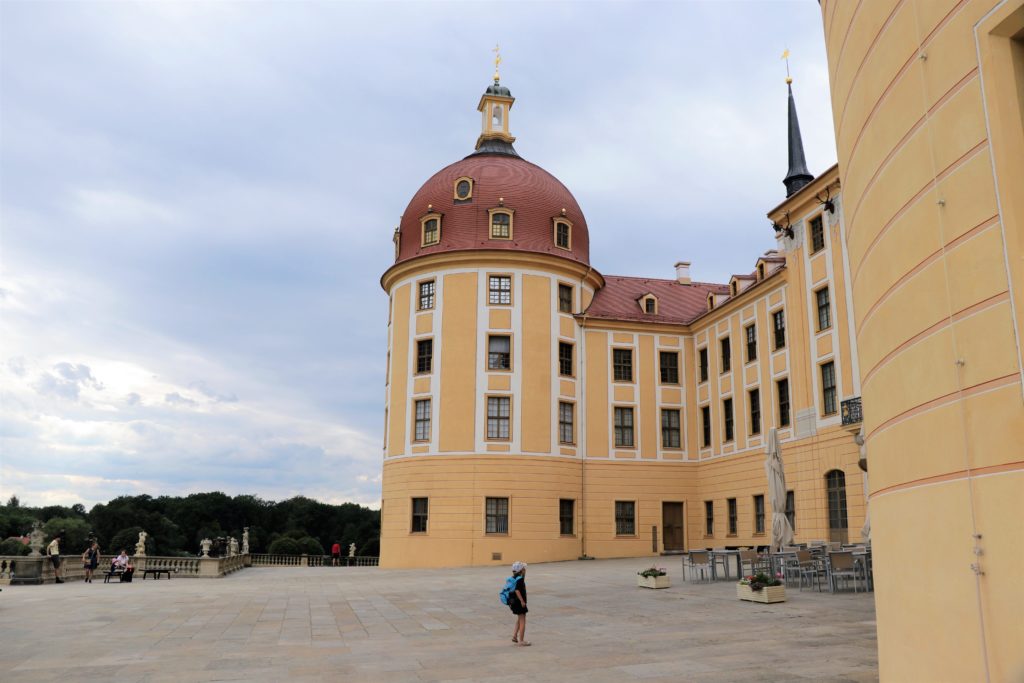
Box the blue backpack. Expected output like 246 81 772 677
499 575 518 605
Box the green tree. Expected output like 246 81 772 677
267 537 302 555
0 538 31 556
296 536 324 556
42 517 91 555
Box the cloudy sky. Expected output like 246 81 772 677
0 1 836 509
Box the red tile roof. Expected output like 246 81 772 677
395 154 589 266
583 275 729 325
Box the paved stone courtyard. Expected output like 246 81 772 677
0 558 877 682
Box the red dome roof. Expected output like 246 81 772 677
395 154 589 266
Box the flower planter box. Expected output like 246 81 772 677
637 574 671 589
736 583 786 603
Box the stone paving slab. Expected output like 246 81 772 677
0 557 877 682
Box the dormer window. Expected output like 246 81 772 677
489 208 513 240
554 219 572 250
393 228 401 260
454 177 473 201
421 213 441 246
731 281 738 296
639 294 658 315
757 263 766 280
707 293 715 311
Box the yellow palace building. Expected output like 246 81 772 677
380 71 868 568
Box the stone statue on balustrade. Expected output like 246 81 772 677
348 543 356 558
28 521 45 557
200 538 212 557
242 527 249 555
229 537 239 557
135 531 148 556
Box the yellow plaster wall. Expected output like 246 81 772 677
439 272 477 452
387 284 410 457
821 1 1024 679
521 275 551 453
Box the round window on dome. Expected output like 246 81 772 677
453 177 473 201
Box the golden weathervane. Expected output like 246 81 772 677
493 43 502 82
781 48 792 84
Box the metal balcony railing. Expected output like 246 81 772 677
841 397 862 426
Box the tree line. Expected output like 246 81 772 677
0 493 380 558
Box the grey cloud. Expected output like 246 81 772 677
165 392 197 407
125 392 142 406
189 380 238 403
34 362 102 400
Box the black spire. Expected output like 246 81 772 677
783 82 813 197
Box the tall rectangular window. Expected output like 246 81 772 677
723 398 734 441
704 501 714 536
411 497 428 533
558 284 573 313
701 405 711 447
488 335 511 370
749 388 761 435
661 409 681 448
778 378 791 427
821 362 837 415
558 342 573 376
555 221 571 249
614 407 634 447
773 310 786 349
659 351 679 384
699 348 709 382
613 349 633 382
558 402 574 444
816 287 832 331
745 324 757 362
416 339 433 374
720 337 731 373
419 280 435 310
785 490 796 531
753 494 765 534
487 396 511 440
413 399 431 442
488 275 512 305
559 499 574 535
485 497 508 534
614 501 635 535
810 214 825 253
727 498 737 535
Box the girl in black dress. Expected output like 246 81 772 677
509 561 530 646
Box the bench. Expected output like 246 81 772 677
103 569 124 583
142 568 176 580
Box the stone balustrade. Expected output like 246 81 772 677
250 553 379 567
0 553 246 583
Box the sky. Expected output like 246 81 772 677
0 1 837 510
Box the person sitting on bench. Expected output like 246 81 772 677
112 549 135 582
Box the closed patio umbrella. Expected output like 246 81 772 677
764 428 794 552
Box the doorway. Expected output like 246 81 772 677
662 502 685 552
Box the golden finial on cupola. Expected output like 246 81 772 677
781 48 792 84
493 44 502 82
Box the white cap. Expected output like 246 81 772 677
511 561 527 572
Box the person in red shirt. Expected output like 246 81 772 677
331 542 341 566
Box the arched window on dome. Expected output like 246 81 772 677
553 218 572 251
488 208 513 240
421 212 442 247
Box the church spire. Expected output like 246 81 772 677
470 46 519 157
781 51 813 197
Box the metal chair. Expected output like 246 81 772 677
687 551 712 583
797 550 824 591
827 551 860 592
738 549 760 577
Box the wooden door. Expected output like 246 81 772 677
662 502 684 551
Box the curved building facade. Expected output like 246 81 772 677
821 1 1024 680
381 76 867 572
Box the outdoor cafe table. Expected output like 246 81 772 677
708 549 742 580
770 550 800 580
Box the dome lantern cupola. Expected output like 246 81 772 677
474 46 518 157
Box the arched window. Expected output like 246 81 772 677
489 209 513 239
825 469 848 543
554 220 571 250
421 216 440 246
